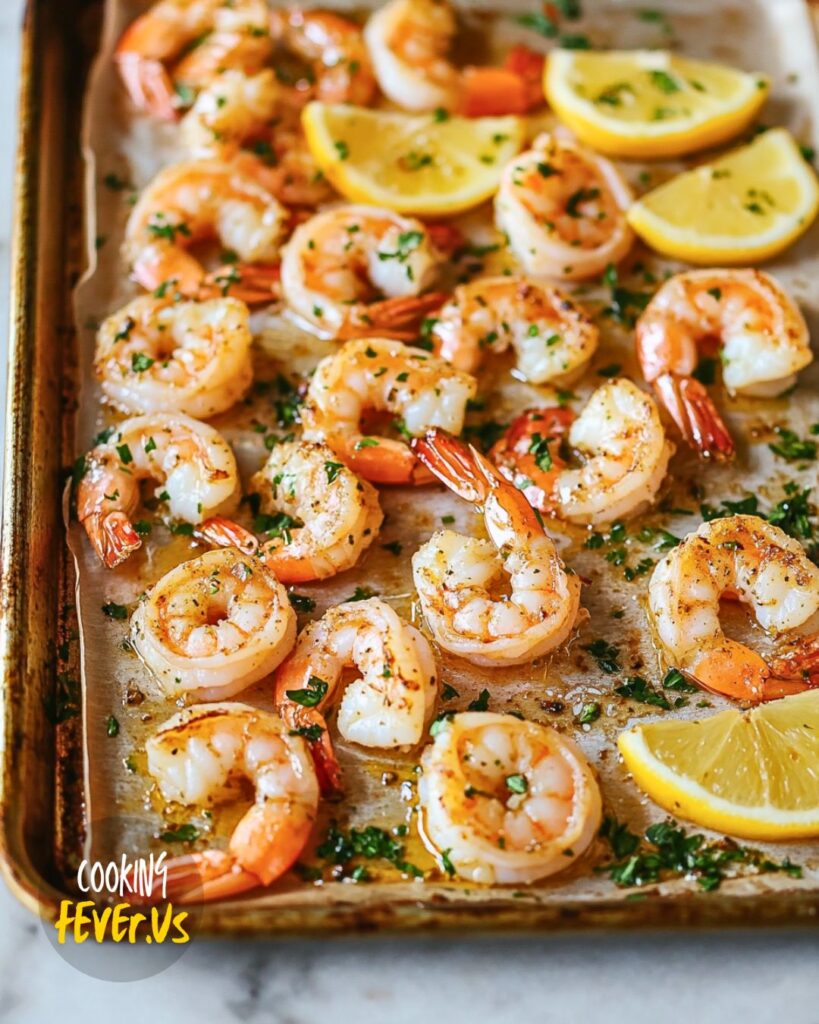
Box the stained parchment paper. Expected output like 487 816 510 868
70 0 819 910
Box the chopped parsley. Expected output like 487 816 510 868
315 821 423 879
614 675 672 710
159 823 200 844
602 263 652 327
285 675 329 708
288 592 316 613
600 816 802 892
582 639 621 674
768 427 817 462
468 688 490 712
648 69 680 94
102 602 128 620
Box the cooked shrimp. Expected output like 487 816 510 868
144 703 318 903
636 269 812 460
554 379 673 524
364 0 543 115
115 0 272 120
131 548 296 700
411 430 582 666
492 379 672 525
94 294 252 418
274 598 438 794
180 70 334 206
76 414 239 569
489 407 574 516
124 159 286 303
648 515 819 703
180 68 282 158
198 439 384 583
268 7 377 107
495 132 634 281
280 205 448 340
431 276 599 384
301 338 476 485
419 711 602 884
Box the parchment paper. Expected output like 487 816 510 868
70 0 819 909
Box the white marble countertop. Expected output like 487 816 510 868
1 2 819 1020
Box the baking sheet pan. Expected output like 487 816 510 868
4 0 819 933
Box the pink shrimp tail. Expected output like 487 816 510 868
115 52 178 121
131 851 261 906
82 511 142 569
337 435 434 486
654 373 735 461
274 661 343 797
199 262 282 304
412 429 489 505
412 428 544 533
338 292 449 342
195 516 259 555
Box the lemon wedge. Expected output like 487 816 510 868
301 102 524 215
544 49 769 158
618 690 819 841
626 128 819 263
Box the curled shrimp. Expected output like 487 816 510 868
648 515 819 703
489 407 574 516
180 70 334 207
431 275 599 384
180 68 282 158
302 338 476 485
495 132 634 281
94 294 252 418
636 269 812 460
115 0 273 120
75 414 239 569
364 0 544 115
268 7 377 107
144 703 318 903
419 711 602 884
124 159 287 302
198 439 384 583
280 205 448 340
411 430 582 666
130 548 296 700
274 597 438 794
491 380 674 524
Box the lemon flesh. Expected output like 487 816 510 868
545 49 769 158
302 102 524 216
626 128 819 263
618 690 819 841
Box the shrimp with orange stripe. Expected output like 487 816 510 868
301 338 476 486
489 378 674 525
124 158 287 303
411 429 582 666
197 439 384 584
364 0 545 115
274 597 438 795
142 703 318 903
636 269 812 460
430 275 599 385
280 205 453 340
116 0 375 120
648 515 819 703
